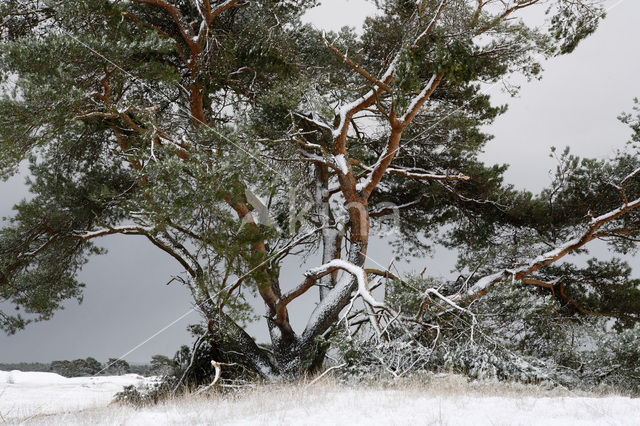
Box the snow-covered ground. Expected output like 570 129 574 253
2 371 639 425
0 370 151 423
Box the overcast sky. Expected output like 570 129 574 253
1 0 639 364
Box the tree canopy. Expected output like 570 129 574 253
2 0 640 382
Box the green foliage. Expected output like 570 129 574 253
50 357 103 377
149 354 176 377
385 275 440 316
2 0 630 388
548 1 605 54
116 323 260 405
105 358 131 376
0 362 51 372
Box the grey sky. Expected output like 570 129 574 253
1 0 639 363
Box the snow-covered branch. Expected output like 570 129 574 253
399 72 443 126
70 226 154 240
412 0 448 51
464 195 640 299
354 160 470 185
418 288 477 342
209 0 241 21
386 168 470 181
329 49 400 152
293 112 334 134
280 259 383 310
295 258 398 342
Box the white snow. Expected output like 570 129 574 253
0 370 153 422
466 195 640 297
589 196 640 226
399 73 438 122
294 111 333 133
333 154 350 175
528 236 583 265
621 166 640 185
463 271 504 297
72 226 154 239
331 53 400 139
7 376 640 425
304 258 390 336
411 0 447 50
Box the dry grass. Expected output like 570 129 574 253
18 373 639 425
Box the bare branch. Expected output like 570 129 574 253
474 0 541 35
323 34 393 94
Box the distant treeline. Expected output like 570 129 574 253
0 358 156 377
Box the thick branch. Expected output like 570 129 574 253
129 0 198 54
356 73 444 199
465 195 640 299
400 72 444 127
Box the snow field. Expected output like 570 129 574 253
2 371 639 425
0 370 152 423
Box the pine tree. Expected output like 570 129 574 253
3 1 638 381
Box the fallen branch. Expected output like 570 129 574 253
195 360 237 395
305 363 347 388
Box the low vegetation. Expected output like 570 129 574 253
24 375 640 425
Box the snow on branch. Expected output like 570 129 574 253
350 73 443 197
70 226 154 240
412 0 448 51
332 87 380 141
464 195 640 299
328 45 400 149
209 0 242 21
439 181 509 211
304 259 384 309
621 166 640 187
299 149 328 165
280 259 379 309
333 154 350 175
399 72 443 126
353 160 470 185
283 259 392 338
195 360 237 394
418 288 477 342
293 112 333 134
386 168 470 181
612 165 640 205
